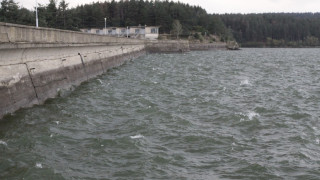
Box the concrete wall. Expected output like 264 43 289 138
189 42 226 51
0 23 227 119
0 22 142 45
146 40 190 53
0 44 146 119
0 23 146 119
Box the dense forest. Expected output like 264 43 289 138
0 0 229 40
1 0 320 47
221 13 320 47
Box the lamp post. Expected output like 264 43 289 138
104 17 107 35
127 26 129 38
36 0 39 27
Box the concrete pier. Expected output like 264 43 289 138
0 22 227 119
0 23 146 119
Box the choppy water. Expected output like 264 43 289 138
1 48 320 179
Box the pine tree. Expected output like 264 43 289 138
58 0 68 29
46 0 58 28
0 0 19 23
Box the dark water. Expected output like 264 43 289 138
1 48 320 179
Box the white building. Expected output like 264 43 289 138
80 26 160 40
144 26 159 40
81 28 104 35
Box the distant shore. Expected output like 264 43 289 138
240 42 320 48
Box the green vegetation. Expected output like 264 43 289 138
0 0 34 25
221 13 320 47
2 0 320 47
171 19 183 39
0 0 228 38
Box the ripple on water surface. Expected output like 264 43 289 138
1 49 320 179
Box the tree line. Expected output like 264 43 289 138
2 0 320 47
0 0 229 40
221 13 320 47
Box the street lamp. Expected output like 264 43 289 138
127 26 129 38
36 0 39 27
104 17 107 35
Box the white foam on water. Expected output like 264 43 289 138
238 111 260 121
97 79 103 84
231 142 236 151
35 163 43 169
0 140 8 146
247 111 260 120
240 79 251 86
54 121 60 125
316 138 320 145
50 134 53 138
130 134 144 139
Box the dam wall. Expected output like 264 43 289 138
146 40 227 53
0 23 146 119
189 42 226 51
0 23 227 119
145 40 190 53
0 22 142 45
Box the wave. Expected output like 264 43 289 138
240 79 251 86
130 134 144 139
0 140 7 146
239 111 260 121
97 79 103 84
35 163 43 169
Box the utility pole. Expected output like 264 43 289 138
36 0 39 27
127 26 129 38
104 18 107 35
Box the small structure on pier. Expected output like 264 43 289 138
80 25 160 40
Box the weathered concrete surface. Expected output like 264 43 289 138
189 42 226 51
0 22 227 119
0 64 38 117
146 40 228 53
0 22 141 45
0 45 146 119
146 40 190 53
0 23 146 119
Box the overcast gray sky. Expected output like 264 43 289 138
14 0 320 14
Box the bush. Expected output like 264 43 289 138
194 32 200 39
199 34 204 42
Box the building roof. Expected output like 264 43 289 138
81 26 160 30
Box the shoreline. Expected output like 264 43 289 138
0 23 228 120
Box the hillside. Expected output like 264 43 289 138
0 0 230 41
221 13 320 47
2 0 320 47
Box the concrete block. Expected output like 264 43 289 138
0 33 9 42
0 35 146 119
0 49 25 65
27 59 68 103
0 64 38 118
60 55 87 86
